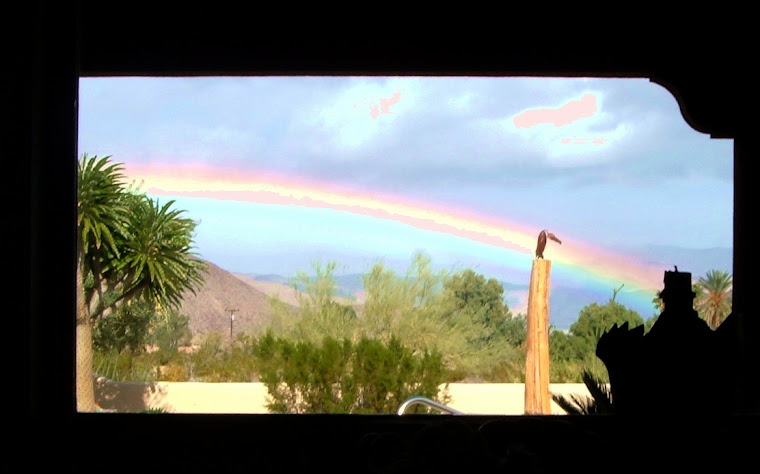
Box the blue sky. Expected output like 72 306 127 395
78 76 733 283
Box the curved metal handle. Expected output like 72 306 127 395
397 396 464 415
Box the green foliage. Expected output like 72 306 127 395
694 269 732 329
571 300 644 350
93 300 155 355
77 153 208 410
502 314 527 348
152 310 193 364
359 253 448 341
251 331 450 414
273 262 359 343
549 295 643 383
650 269 731 330
92 253 703 390
77 154 129 262
93 350 157 382
109 196 208 311
179 332 259 382
549 328 587 363
78 153 207 321
263 253 529 382
439 269 513 345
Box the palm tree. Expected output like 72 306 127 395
109 195 207 313
76 154 207 411
77 154 129 411
695 270 732 330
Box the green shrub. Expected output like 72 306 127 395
152 310 193 364
181 332 260 382
156 359 190 382
93 300 155 355
252 331 450 414
93 350 157 382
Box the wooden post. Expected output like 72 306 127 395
525 258 552 414
227 308 238 341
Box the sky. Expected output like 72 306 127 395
77 76 733 315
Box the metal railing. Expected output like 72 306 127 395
397 396 464 416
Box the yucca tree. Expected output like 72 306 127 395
695 270 732 330
77 154 129 411
103 195 207 313
76 154 207 411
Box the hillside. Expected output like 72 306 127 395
177 260 299 340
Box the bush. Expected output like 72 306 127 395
93 300 155 355
152 310 193 364
180 332 260 382
93 350 157 382
156 358 190 382
252 331 451 414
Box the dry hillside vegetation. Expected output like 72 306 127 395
177 260 299 339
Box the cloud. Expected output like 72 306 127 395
78 76 733 252
513 93 598 128
297 78 418 152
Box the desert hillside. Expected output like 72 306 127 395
177 260 299 340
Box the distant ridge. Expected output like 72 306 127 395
238 273 366 306
192 243 730 333
177 260 299 340
230 271 653 330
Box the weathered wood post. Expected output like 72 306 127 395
525 258 552 414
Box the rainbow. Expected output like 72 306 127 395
122 162 665 294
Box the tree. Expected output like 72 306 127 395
77 154 130 411
109 195 206 310
359 253 450 342
76 154 206 411
152 310 193 364
549 328 587 363
571 300 644 351
440 270 511 335
550 297 645 382
694 270 732 330
289 262 357 342
92 299 155 356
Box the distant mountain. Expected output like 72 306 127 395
242 272 364 302
178 261 298 340
209 246 730 333
546 286 656 329
234 273 364 306
238 273 650 330
245 273 293 285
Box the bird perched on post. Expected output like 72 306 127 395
536 230 561 259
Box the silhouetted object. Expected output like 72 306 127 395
535 230 561 259
551 370 614 414
596 267 737 415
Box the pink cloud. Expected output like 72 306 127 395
368 91 402 119
513 93 597 128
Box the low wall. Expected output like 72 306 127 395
95 377 592 415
